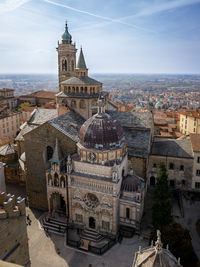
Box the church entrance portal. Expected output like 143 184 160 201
89 217 96 229
50 193 66 216
150 176 155 186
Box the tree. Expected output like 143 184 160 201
152 163 172 229
19 102 32 110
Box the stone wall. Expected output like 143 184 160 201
24 122 77 210
128 156 147 179
0 192 30 266
148 155 193 189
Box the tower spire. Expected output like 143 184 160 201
77 47 87 69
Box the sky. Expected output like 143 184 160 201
0 0 200 74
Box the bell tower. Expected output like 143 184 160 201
57 22 77 89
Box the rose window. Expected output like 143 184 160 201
83 193 99 209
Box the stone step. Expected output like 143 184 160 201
43 224 66 233
83 228 102 237
47 217 67 227
80 229 104 242
43 219 66 231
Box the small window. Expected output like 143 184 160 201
46 146 53 161
194 128 196 133
197 157 200 163
153 163 157 168
126 208 130 219
169 180 175 187
195 182 200 189
169 163 174 170
182 179 185 185
180 165 184 171
196 170 200 176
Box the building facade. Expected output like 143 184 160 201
180 111 200 135
148 137 193 189
0 110 21 138
46 99 145 238
190 134 200 190
0 89 17 110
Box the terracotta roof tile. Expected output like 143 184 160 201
190 134 200 152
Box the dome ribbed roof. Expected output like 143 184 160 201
79 113 125 150
121 175 143 192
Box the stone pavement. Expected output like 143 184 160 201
26 207 148 267
176 197 200 260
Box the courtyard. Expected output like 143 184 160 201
26 207 147 267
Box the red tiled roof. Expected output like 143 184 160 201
190 134 200 152
30 90 56 99
0 137 14 146
180 110 200 119
21 106 36 112
0 88 14 92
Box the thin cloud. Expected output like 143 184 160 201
73 0 200 32
0 0 30 14
122 0 200 20
43 0 154 33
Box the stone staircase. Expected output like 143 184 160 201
80 228 104 242
42 216 67 235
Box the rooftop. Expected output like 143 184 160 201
107 111 153 129
28 108 57 126
180 110 200 119
48 110 84 142
151 137 193 158
124 128 151 158
61 76 102 85
190 134 200 152
0 144 15 156
0 88 14 92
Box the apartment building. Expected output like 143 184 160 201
0 88 17 109
180 110 200 135
190 134 200 190
0 110 21 138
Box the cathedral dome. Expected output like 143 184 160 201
62 22 72 42
78 112 125 150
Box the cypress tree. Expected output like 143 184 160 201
152 163 172 229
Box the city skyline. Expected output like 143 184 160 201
0 0 200 74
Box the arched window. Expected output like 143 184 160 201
79 100 86 109
80 87 84 93
71 60 74 71
48 174 52 186
62 59 67 71
62 99 68 106
72 87 75 93
126 208 130 219
71 100 76 108
60 176 65 188
46 146 53 161
54 173 59 187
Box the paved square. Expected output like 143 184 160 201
26 208 148 267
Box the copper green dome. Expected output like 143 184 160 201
62 22 72 43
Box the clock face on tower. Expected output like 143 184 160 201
88 152 96 162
